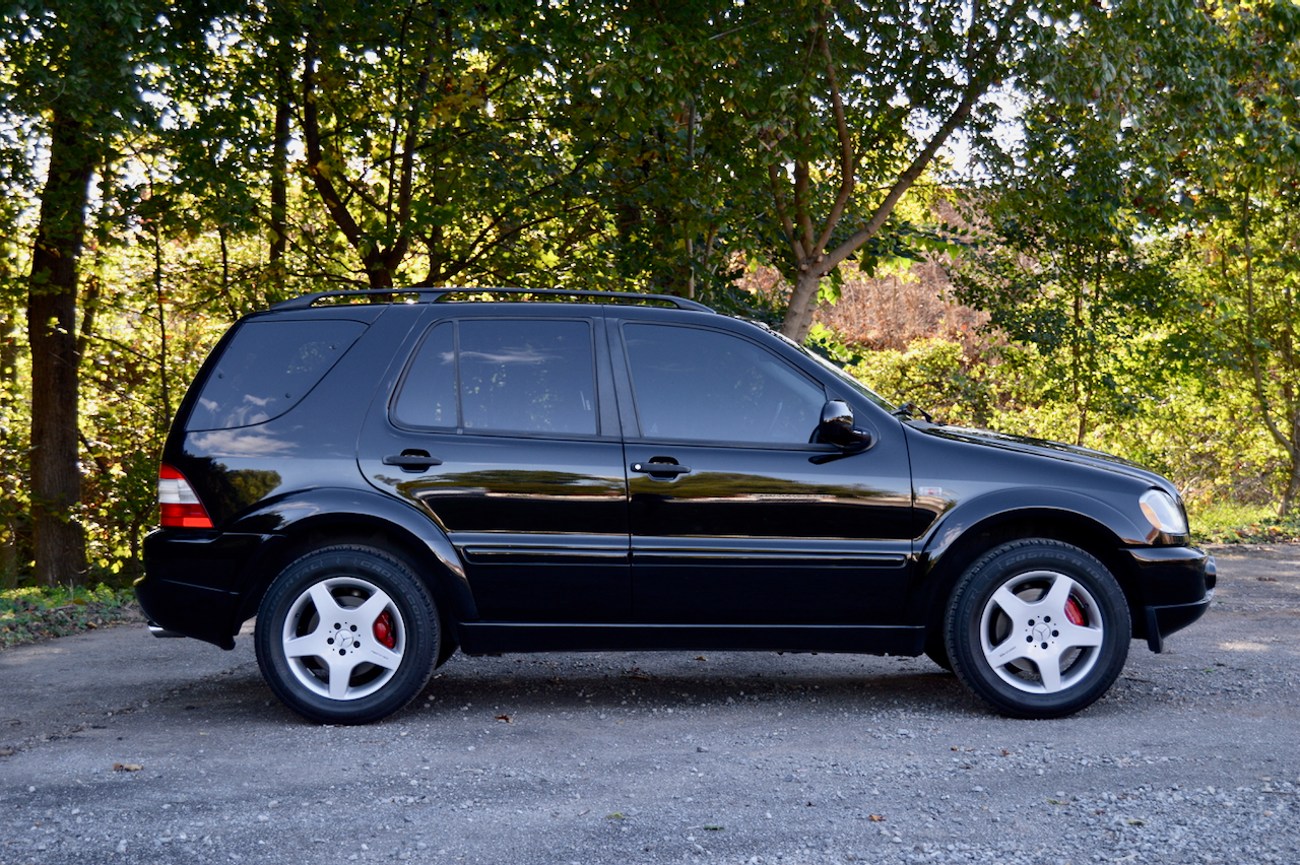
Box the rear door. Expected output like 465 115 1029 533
360 308 629 622
612 315 915 624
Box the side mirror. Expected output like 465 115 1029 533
816 400 873 451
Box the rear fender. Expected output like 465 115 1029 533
227 487 476 626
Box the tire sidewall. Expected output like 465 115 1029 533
946 540 1131 719
255 546 439 724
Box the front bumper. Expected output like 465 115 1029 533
1124 545 1216 652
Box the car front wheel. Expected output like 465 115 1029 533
255 545 439 724
945 539 1130 719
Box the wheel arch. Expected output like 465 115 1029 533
228 488 476 641
910 498 1147 645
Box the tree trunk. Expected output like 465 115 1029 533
783 269 826 344
27 108 95 586
269 65 290 295
1281 454 1300 518
0 311 20 588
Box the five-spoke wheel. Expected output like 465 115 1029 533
945 539 1130 719
255 546 440 724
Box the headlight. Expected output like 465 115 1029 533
1140 489 1188 535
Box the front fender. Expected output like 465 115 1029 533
905 486 1150 627
919 486 1152 561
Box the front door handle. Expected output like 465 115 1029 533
383 450 443 471
631 460 691 478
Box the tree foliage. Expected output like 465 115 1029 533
950 0 1300 511
1189 0 1300 512
1 1 1300 584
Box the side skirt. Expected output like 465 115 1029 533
457 622 926 657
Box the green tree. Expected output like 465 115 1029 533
562 1 1063 338
953 155 1186 445
281 0 598 288
1192 1 1300 513
743 0 1041 341
2 1 161 585
951 0 1233 445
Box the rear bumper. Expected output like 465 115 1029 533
136 528 274 649
1124 546 1216 653
135 573 241 649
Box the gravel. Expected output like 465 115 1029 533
1 545 1296 865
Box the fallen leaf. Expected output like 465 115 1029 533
869 814 886 822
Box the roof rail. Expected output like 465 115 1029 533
270 286 714 313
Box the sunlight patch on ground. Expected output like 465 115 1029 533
1218 640 1272 653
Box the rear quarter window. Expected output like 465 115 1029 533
187 319 367 431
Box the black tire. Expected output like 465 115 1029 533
254 545 440 724
945 539 1130 719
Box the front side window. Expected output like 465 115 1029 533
394 318 597 436
623 323 825 445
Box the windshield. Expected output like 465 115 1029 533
765 326 898 412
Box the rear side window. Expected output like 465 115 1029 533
394 318 597 436
188 319 367 431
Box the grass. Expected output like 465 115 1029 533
0 584 142 649
1189 499 1300 545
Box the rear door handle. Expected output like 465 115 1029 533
383 450 443 471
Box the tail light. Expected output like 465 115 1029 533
158 464 214 529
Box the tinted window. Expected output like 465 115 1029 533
189 319 366 431
391 323 456 428
624 323 825 444
394 319 597 436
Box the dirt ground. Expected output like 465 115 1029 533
1 545 1296 865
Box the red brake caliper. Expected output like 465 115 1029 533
373 611 397 649
1064 596 1086 626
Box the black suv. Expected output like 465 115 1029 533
137 288 1214 723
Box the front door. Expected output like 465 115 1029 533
616 320 915 624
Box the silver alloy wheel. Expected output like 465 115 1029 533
280 576 405 701
978 569 1104 694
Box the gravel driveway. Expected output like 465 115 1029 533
1 545 1296 865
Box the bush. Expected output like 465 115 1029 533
0 584 142 648
838 330 1288 522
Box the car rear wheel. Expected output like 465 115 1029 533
255 545 439 724
945 539 1130 719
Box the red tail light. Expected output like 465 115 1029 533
158 464 214 529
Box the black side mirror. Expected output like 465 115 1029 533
816 400 873 451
